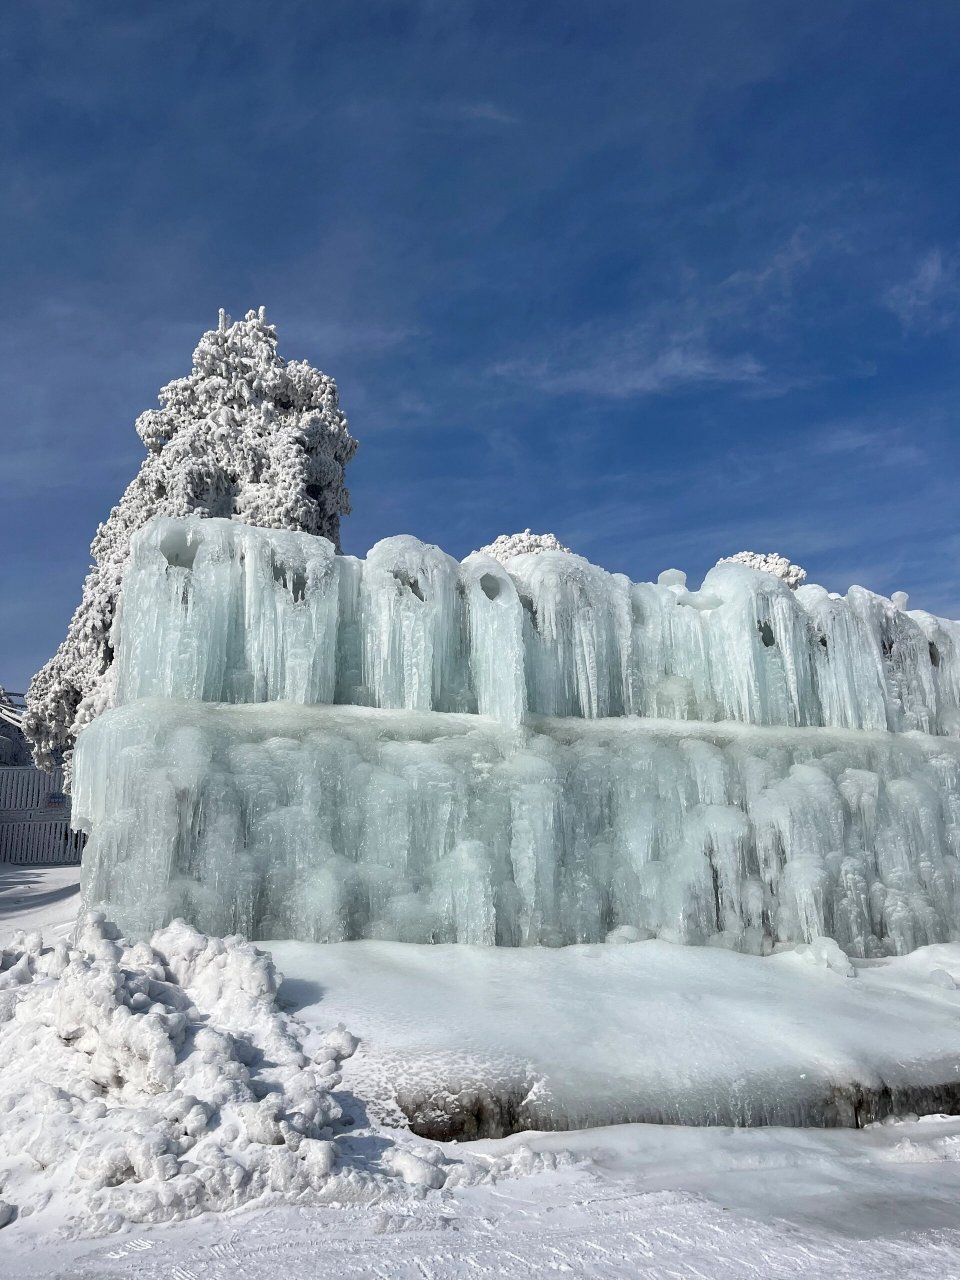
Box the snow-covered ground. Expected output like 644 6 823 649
270 934 960 1134
7 865 960 1279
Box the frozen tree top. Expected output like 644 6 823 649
716 551 808 590
474 529 572 564
24 308 358 769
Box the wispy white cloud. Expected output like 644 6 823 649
884 248 960 333
492 328 764 398
488 227 860 401
454 101 519 125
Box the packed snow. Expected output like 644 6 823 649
74 700 960 954
270 933 960 1133
0 913 543 1241
8 870 960 1278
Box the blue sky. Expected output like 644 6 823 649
2 1 960 691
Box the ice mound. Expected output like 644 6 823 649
0 917 529 1236
73 702 960 955
110 516 960 736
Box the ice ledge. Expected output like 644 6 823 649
73 699 960 956
110 515 960 738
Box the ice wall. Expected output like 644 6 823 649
73 699 960 956
114 516 960 737
76 515 960 956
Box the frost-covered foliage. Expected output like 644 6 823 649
475 529 572 564
0 915 516 1235
23 309 358 770
717 551 807 589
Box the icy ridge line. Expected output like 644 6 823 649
112 515 960 739
0 915 554 1236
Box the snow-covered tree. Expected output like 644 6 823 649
24 308 358 769
474 529 572 564
716 551 807 589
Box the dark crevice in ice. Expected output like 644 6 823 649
396 1076 960 1141
479 573 501 602
392 568 425 602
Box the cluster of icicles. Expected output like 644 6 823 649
112 516 960 738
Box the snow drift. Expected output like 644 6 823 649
0 917 542 1236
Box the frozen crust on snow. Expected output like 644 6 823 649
270 935 960 1137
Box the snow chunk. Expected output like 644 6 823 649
0 917 498 1237
717 552 808 590
474 529 572 564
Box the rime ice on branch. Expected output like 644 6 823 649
24 309 358 768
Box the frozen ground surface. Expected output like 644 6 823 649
0 863 80 941
8 868 960 1278
270 935 960 1131
12 1117 960 1279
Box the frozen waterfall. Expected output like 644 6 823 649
113 516 960 736
71 515 960 955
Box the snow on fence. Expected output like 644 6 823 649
0 765 84 864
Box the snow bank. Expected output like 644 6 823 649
272 935 960 1136
0 918 538 1237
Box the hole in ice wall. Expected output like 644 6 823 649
272 563 307 602
757 620 776 648
159 527 198 571
479 573 501 601
392 568 425 602
930 641 941 668
818 632 828 651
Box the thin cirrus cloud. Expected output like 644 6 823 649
884 249 960 334
491 331 766 398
